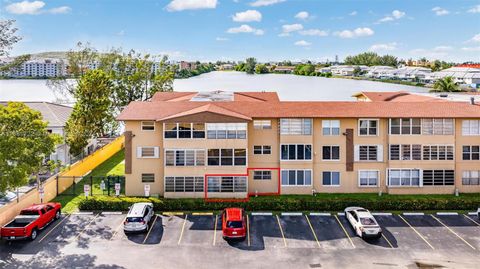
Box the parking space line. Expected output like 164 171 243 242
305 215 320 248
247 215 251 247
398 215 434 250
334 215 355 248
37 215 70 243
72 213 100 241
381 233 394 249
111 216 126 240
464 214 480 226
177 214 188 245
276 215 287 247
213 215 218 246
143 215 158 244
431 215 476 250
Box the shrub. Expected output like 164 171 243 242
78 195 480 212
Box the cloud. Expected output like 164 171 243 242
250 0 286 7
409 48 449 58
294 40 311 46
299 29 328 37
467 33 480 43
49 6 71 14
461 46 480 52
216 37 229 41
166 0 217 12
433 46 453 52
349 11 357 16
468 5 480 13
6 1 45 14
377 10 405 23
232 10 262 22
282 23 303 33
369 42 397 51
117 30 125 36
432 7 449 16
227 24 264 35
334 27 374 38
295 11 309 20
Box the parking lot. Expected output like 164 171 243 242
1 211 479 268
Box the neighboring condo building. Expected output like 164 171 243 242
117 90 480 198
0 59 67 78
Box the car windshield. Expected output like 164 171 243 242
226 220 243 228
20 210 40 216
360 217 377 226
126 217 143 223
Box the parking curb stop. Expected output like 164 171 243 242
251 212 272 216
281 212 303 216
309 212 331 216
436 212 458 216
72 212 94 215
337 212 345 216
102 212 122 215
372 212 392 216
403 212 424 216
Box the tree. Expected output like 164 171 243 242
301 64 315 75
0 19 30 74
255 64 268 74
344 52 398 67
353 66 362 76
0 103 60 192
430 77 461 92
65 69 114 156
379 55 398 67
245 57 257 74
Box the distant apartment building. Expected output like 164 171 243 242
179 61 197 71
117 90 480 198
273 66 295 73
0 59 67 78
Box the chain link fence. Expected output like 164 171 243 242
57 175 125 196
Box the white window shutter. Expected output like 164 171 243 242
354 145 360 162
377 145 383 162
137 147 142 158
154 147 159 158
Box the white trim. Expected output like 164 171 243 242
310 212 331 216
281 212 303 216
251 212 272 216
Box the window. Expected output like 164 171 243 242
359 171 379 187
165 177 204 192
164 123 205 139
422 145 454 160
389 118 421 135
388 169 420 187
462 171 480 185
322 146 340 160
281 144 312 160
389 144 421 160
137 147 159 158
322 171 340 186
141 121 155 131
207 148 247 166
141 173 155 183
253 171 272 180
207 176 247 192
421 119 454 135
254 145 271 155
422 170 454 186
253 120 272 129
463 145 480 160
358 119 378 136
281 170 312 186
280 118 312 135
322 120 340 136
165 149 205 166
206 123 247 139
462 120 480 136
359 146 377 161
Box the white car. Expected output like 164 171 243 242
123 203 154 233
344 207 382 239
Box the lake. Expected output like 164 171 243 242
0 71 429 103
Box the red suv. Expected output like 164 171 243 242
222 208 246 240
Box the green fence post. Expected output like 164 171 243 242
107 176 110 196
90 176 93 196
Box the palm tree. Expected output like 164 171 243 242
430 76 461 92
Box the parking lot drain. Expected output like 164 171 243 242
436 212 458 216
372 212 392 216
251 212 272 216
281 212 302 216
309 263 321 268
403 212 424 216
310 212 330 216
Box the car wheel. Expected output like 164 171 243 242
55 210 61 220
30 228 38 240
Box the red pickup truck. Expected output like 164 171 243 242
1 203 62 241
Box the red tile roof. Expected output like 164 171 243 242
353 91 444 102
117 91 480 121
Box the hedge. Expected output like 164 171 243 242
78 195 480 212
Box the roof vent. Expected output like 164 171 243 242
439 94 448 98
191 91 234 102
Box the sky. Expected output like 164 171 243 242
1 0 480 63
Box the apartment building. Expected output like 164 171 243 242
116 91 480 198
0 59 67 78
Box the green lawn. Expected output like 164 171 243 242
54 150 125 213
